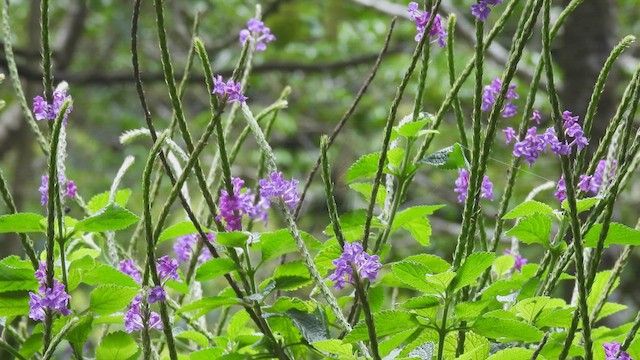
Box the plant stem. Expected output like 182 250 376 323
352 270 380 360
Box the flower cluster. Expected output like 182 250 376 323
407 2 447 47
216 172 299 231
579 159 617 195
124 294 163 333
173 233 216 264
157 255 180 282
503 249 528 272
119 259 141 284
604 342 632 360
32 83 73 124
329 242 381 290
239 18 275 52
504 110 589 166
554 175 566 202
481 77 518 118
212 75 247 104
471 0 504 22
28 262 72 322
38 174 77 206
454 168 494 203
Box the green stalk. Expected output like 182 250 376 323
320 136 346 248
40 0 53 101
352 268 380 360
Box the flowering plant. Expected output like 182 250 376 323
0 1 639 359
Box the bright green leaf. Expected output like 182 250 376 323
346 152 380 183
177 296 242 318
344 310 419 343
472 316 544 342
418 143 467 169
0 213 45 233
561 197 599 214
158 221 212 243
311 339 354 357
0 292 29 316
195 258 237 282
505 213 552 245
395 119 431 138
216 232 249 247
74 203 139 233
90 285 138 315
96 331 138 360
584 223 640 248
452 252 495 291
82 264 138 288
503 200 555 220
176 330 210 348
0 263 38 293
87 189 132 214
487 348 542 360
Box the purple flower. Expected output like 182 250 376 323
512 127 547 166
211 75 247 104
471 0 504 21
503 127 516 144
259 171 300 211
28 264 71 321
407 2 447 47
481 78 518 117
124 295 163 333
239 18 276 52
454 168 470 203
604 342 633 360
555 175 566 202
328 242 381 290
578 175 593 193
148 286 166 304
579 159 617 194
481 175 494 201
530 109 542 124
32 85 73 124
216 177 262 231
157 256 180 282
503 249 527 272
119 259 141 284
39 174 78 206
173 233 216 264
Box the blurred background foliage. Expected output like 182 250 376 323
1 0 640 323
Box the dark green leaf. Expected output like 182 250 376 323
418 143 466 169
286 308 329 343
0 213 45 233
74 203 139 233
66 316 93 350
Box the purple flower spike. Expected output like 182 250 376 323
124 294 164 333
259 171 300 211
530 109 541 124
216 177 262 231
555 175 567 202
481 176 494 201
471 0 504 21
38 174 78 206
32 84 73 124
239 18 276 52
502 102 518 118
481 77 518 117
211 75 247 104
603 342 633 360
328 242 381 290
119 259 141 284
407 2 447 47
503 127 516 144
454 168 470 203
148 286 166 304
578 175 593 193
33 96 49 121
28 264 72 321
512 127 546 166
157 256 180 283
503 249 528 272
173 234 197 263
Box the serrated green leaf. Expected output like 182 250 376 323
597 302 627 321
505 213 552 245
90 285 138 315
503 200 555 220
404 254 450 273
0 292 29 316
418 143 466 169
158 221 212 243
195 258 237 282
176 330 210 348
472 316 544 342
82 264 138 288
584 223 640 247
87 189 132 214
587 271 617 310
492 255 515 277
561 197 600 214
455 300 490 321
66 316 93 350
256 229 321 262
487 348 542 360
0 263 38 293
392 261 433 293
348 182 386 207
74 203 139 233
266 297 315 313
443 331 489 360
286 308 329 343
400 295 440 310
344 310 419 343
346 152 380 183
190 348 224 360
18 332 42 359
452 252 495 291
177 296 242 318
311 339 354 358
395 119 431 138
216 231 249 247
96 331 138 360
535 307 575 328
0 213 45 233
392 205 444 247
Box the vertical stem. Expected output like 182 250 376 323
320 136 346 248
352 268 379 360
40 0 53 101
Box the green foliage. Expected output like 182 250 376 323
505 213 552 246
73 203 139 233
418 143 467 169
96 331 139 360
195 258 238 282
89 285 138 315
0 213 45 233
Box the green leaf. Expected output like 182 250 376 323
0 292 30 316
492 255 515 277
344 310 419 343
404 254 450 273
587 271 618 310
584 223 640 247
90 285 138 315
18 332 42 359
0 262 38 293
0 213 45 233
74 203 139 233
505 213 552 245
444 331 489 360
561 197 599 214
286 308 329 343
472 316 544 342
177 296 242 318
195 258 237 282
392 205 444 246
266 297 315 313
82 265 138 288
272 261 311 291
418 143 467 169
349 182 386 207
455 300 490 321
487 348 541 360
399 295 440 310
395 119 431 138
503 200 556 220
452 252 495 291
216 232 249 247
346 152 380 183
87 189 132 214
311 339 354 358
158 221 212 243
323 209 383 240
392 261 433 293
96 331 138 360
190 349 224 360
176 330 210 348
257 229 321 262
387 148 405 174
535 307 575 328
66 316 93 350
